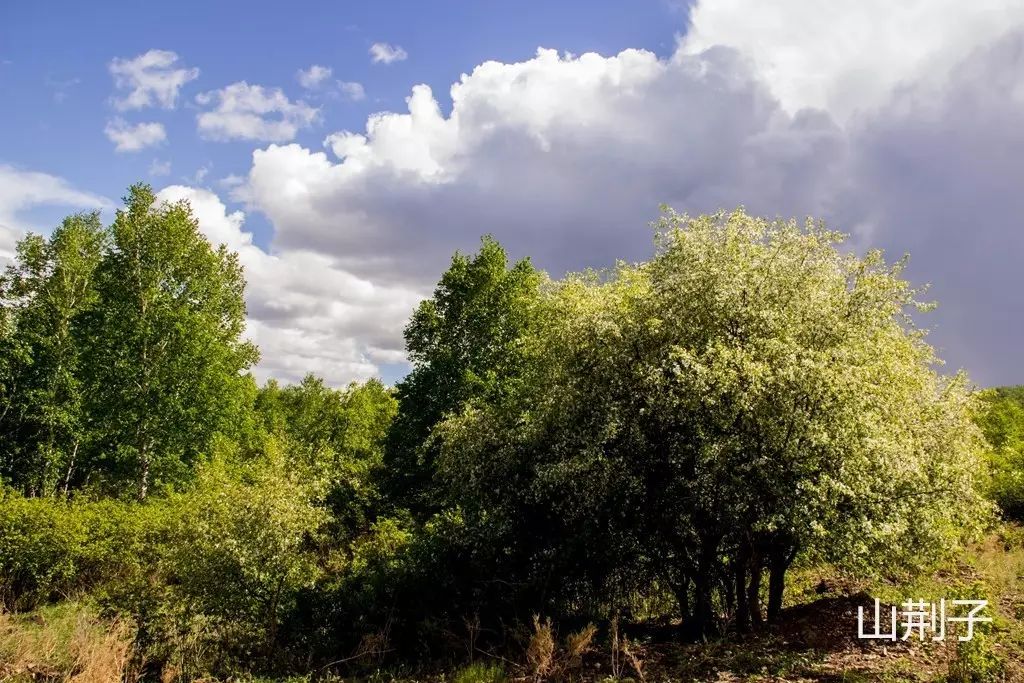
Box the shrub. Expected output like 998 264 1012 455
0 492 85 610
946 629 1006 683
0 490 149 610
975 386 1024 519
154 444 328 672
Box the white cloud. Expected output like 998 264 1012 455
155 185 421 385
369 42 408 64
297 64 332 89
149 159 172 176
195 82 319 142
337 81 366 101
213 1 1024 385
104 118 167 152
109 49 199 110
246 47 835 286
232 45 842 383
0 165 108 265
677 0 1024 122
218 174 246 189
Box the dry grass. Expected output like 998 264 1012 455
523 615 597 681
525 615 555 681
0 602 137 682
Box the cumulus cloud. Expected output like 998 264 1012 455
104 118 167 152
109 49 198 110
195 82 319 142
0 165 108 265
297 64 332 89
155 185 422 384
678 0 1024 122
247 47 843 287
834 30 1024 386
230 45 843 384
221 0 1024 386
369 42 408 64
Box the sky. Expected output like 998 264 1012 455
1 0 1022 388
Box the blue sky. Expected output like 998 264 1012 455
2 1 1023 388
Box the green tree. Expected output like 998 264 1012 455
0 214 106 496
255 375 397 534
85 184 257 499
163 442 328 664
437 209 989 638
384 236 542 515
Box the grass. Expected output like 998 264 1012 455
451 662 507 683
0 600 136 682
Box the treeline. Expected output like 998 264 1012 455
0 187 1004 678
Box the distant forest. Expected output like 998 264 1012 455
0 185 1021 680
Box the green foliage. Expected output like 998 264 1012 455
86 184 258 499
385 235 542 514
154 441 328 667
0 213 106 497
0 196 1004 677
436 209 990 636
946 627 1006 682
0 439 328 676
0 489 147 610
0 185 258 500
976 386 1024 518
256 375 396 530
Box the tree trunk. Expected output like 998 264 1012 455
693 571 714 641
137 444 150 501
767 545 796 623
62 441 78 497
722 571 735 619
746 548 763 628
693 536 720 640
671 577 691 622
734 541 750 633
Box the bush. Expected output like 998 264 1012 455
0 490 149 610
946 630 1006 682
0 437 330 679
976 386 1024 519
146 442 328 675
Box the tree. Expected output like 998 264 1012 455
436 209 989 638
164 443 328 664
384 236 542 515
0 214 106 496
255 375 397 534
85 184 258 499
625 209 987 634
